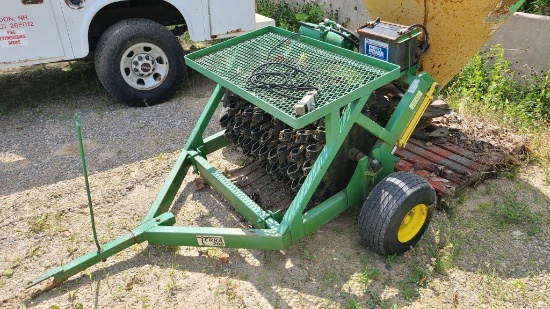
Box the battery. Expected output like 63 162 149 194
357 20 420 70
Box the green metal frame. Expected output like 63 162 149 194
28 27 436 288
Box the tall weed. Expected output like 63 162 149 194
256 0 339 31
522 0 550 15
443 45 550 132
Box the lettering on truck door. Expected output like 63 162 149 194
0 0 64 63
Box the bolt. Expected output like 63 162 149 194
369 159 381 172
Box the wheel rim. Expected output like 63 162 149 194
119 42 169 90
398 204 428 243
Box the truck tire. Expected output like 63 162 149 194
95 18 185 106
358 172 435 256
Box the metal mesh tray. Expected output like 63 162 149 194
186 27 400 128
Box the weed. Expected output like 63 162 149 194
4 269 14 278
499 165 521 179
385 254 399 265
273 297 281 309
66 245 75 255
321 271 338 288
359 265 381 287
399 279 418 301
27 214 49 233
166 279 178 292
256 0 339 32
444 45 550 132
477 202 491 211
26 246 40 259
522 0 550 15
140 296 151 309
367 290 388 309
68 290 77 302
369 268 381 280
432 243 453 274
409 265 429 287
426 227 454 274
217 278 242 304
512 278 527 297
358 267 369 286
490 192 543 235
302 249 315 261
154 244 180 253
345 295 359 309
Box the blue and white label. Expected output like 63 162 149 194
365 39 389 61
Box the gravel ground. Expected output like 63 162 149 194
1 62 549 308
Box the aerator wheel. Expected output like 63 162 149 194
359 172 436 256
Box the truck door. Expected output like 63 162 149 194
0 0 65 64
208 0 256 37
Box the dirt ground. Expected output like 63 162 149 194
1 63 549 309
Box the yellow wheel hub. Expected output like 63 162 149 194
398 204 428 243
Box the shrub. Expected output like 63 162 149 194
443 45 550 131
256 0 338 32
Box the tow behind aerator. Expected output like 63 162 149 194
29 24 443 288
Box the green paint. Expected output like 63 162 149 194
29 27 436 288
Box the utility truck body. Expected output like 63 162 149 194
0 0 274 105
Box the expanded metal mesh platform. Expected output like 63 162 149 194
186 27 400 128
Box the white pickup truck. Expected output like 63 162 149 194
0 0 274 106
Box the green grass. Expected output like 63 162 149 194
358 262 381 287
443 45 550 132
27 214 49 233
522 0 550 15
490 192 543 235
345 295 360 309
443 44 550 166
256 0 340 32
302 249 315 261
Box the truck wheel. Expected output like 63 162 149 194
95 18 185 106
359 172 435 256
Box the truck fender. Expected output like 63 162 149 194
72 0 205 58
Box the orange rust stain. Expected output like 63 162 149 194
226 28 243 34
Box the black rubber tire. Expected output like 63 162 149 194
359 172 436 256
95 18 185 106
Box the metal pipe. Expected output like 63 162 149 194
74 113 101 253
